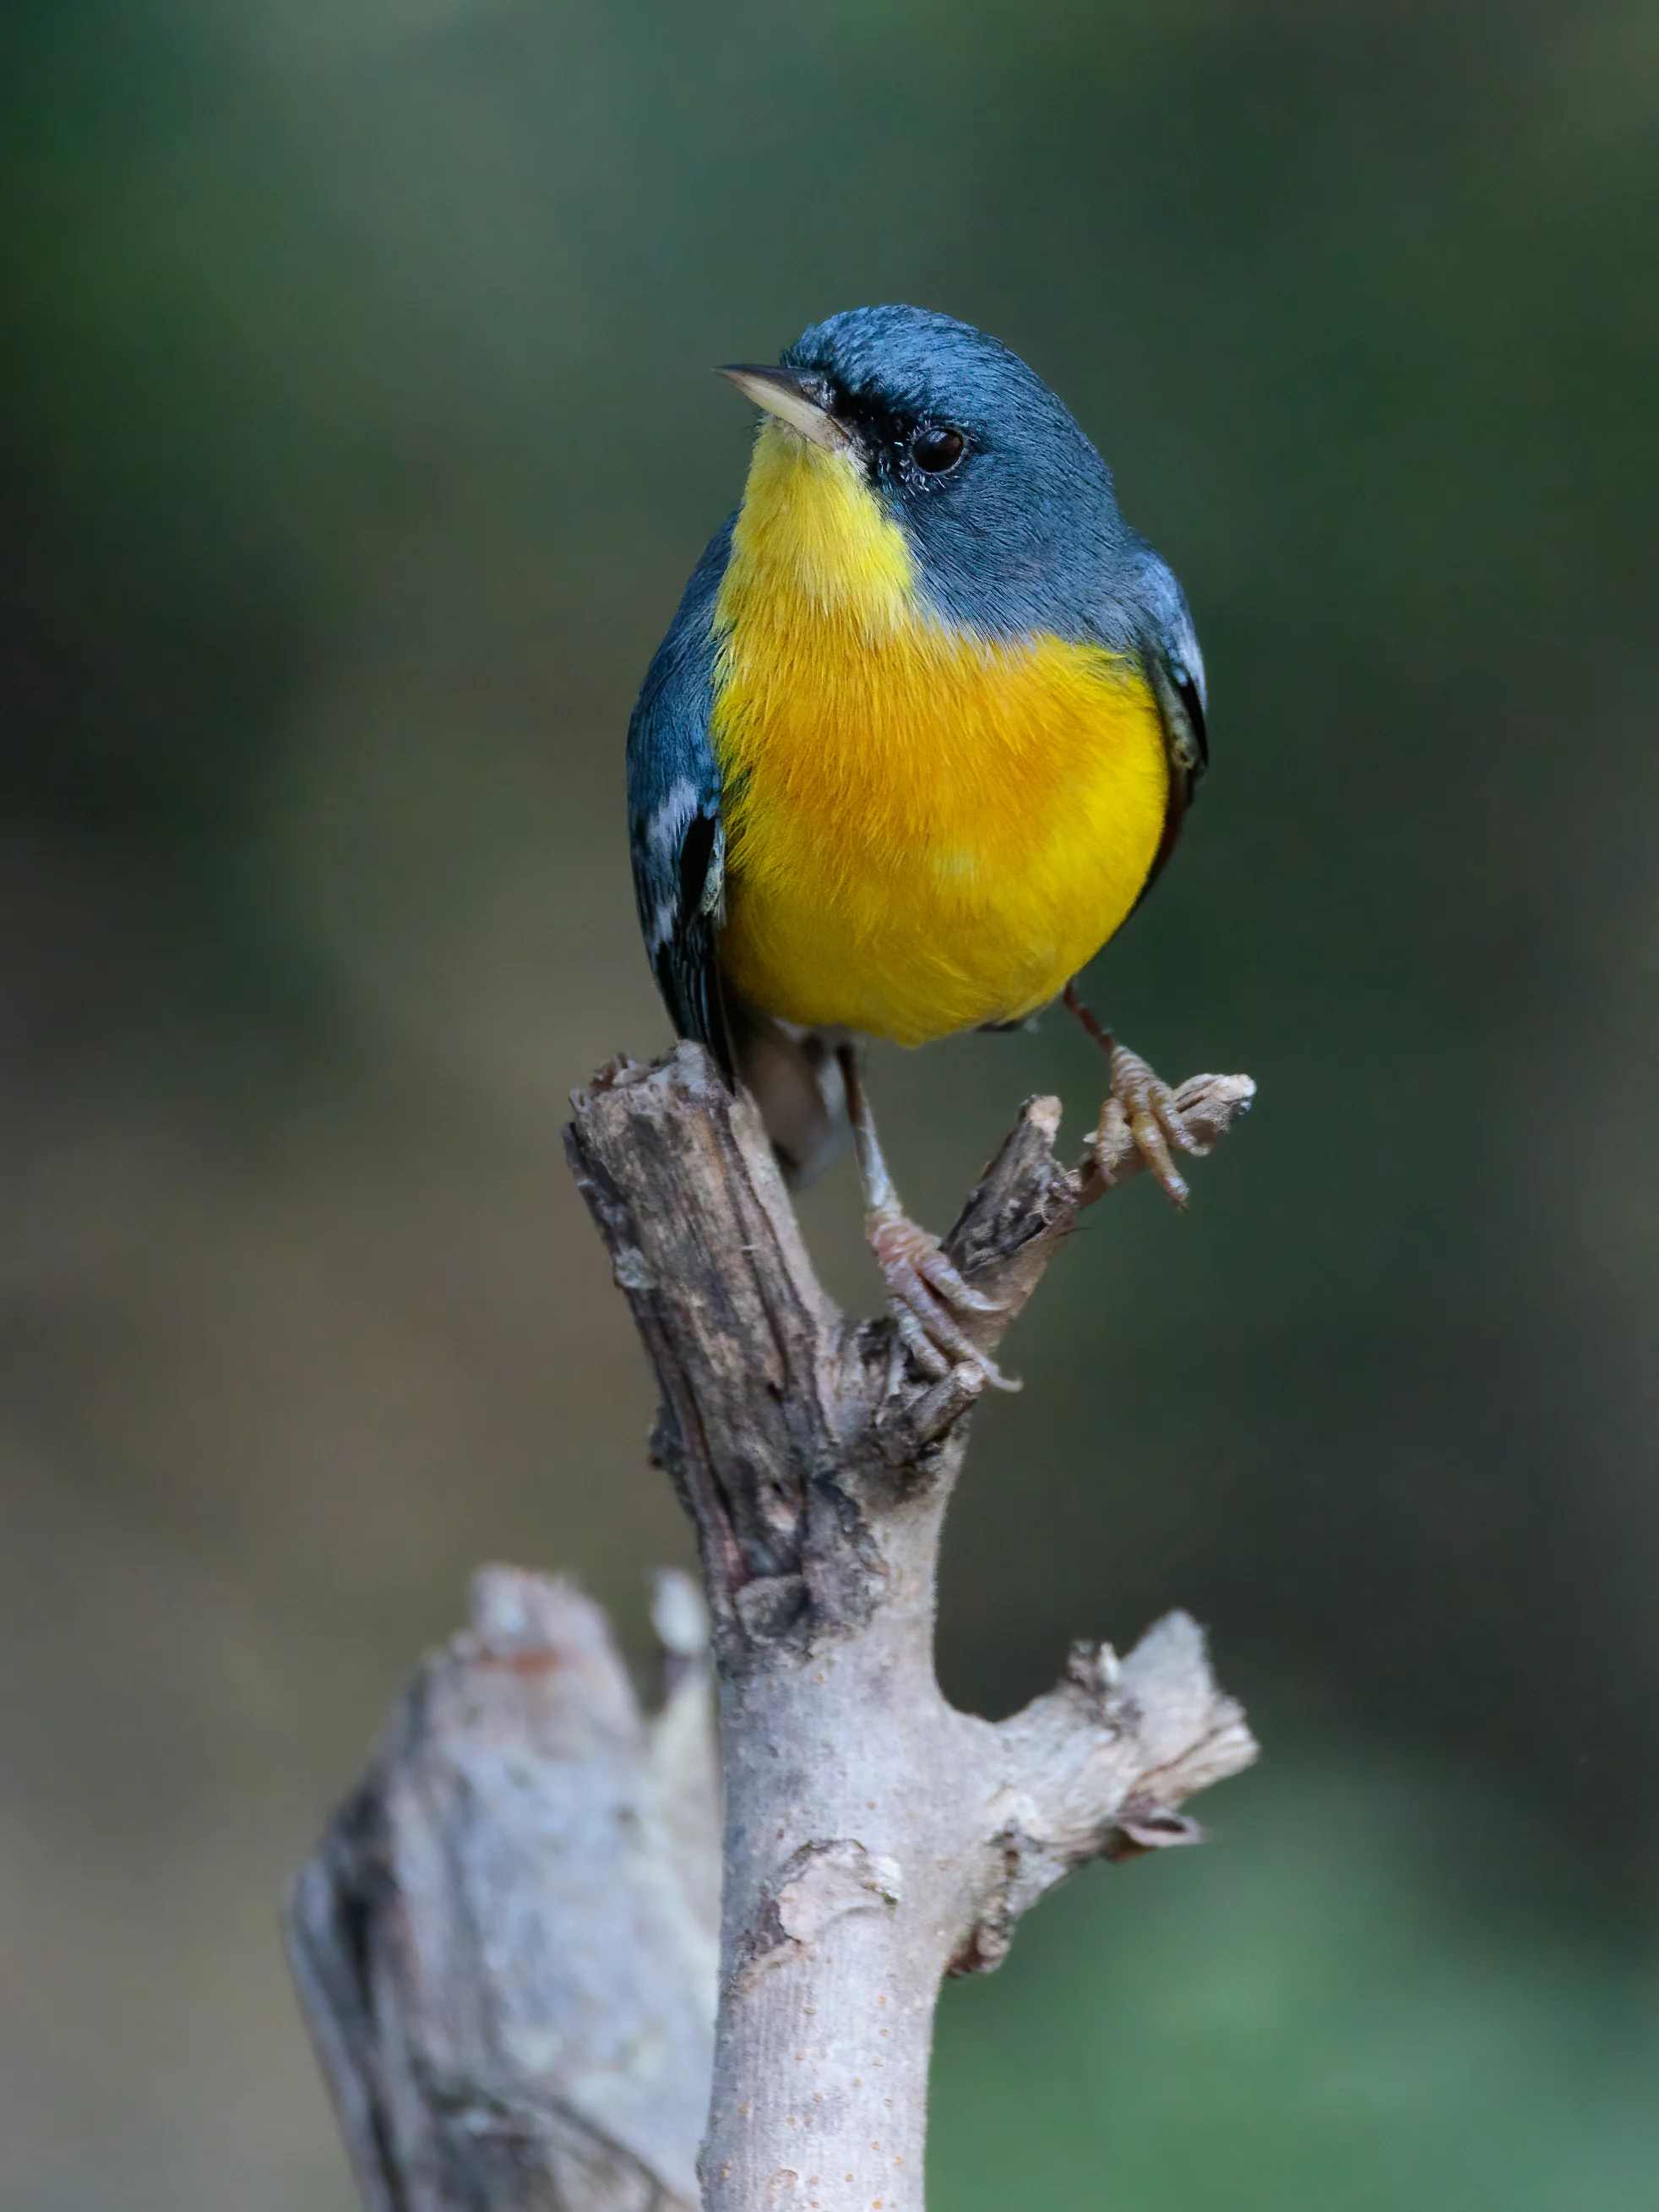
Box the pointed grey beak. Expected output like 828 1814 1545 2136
715 364 848 450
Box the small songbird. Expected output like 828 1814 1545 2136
627 306 1209 1389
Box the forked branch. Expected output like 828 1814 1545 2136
290 1043 1258 2212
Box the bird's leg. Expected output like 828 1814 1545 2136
836 1045 1018 1395
1063 980 1209 1207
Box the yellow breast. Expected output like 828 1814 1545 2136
710 422 1169 1047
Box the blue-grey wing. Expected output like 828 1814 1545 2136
626 515 736 1067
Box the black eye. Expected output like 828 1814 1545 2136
910 425 965 474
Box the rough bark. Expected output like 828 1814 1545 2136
289 1043 1259 2212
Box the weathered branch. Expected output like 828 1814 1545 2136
971 1614 1259 1968
289 1041 1258 2212
286 1566 720 2211
563 1046 1257 2212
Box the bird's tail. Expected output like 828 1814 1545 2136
727 1005 850 1188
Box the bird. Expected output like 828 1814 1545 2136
627 305 1209 1391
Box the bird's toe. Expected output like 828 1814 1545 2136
868 1210 1019 1393
1096 1043 1210 1207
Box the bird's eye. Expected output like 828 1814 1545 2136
910 426 965 475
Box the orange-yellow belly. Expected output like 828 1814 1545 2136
709 422 1170 1047
711 619 1168 1045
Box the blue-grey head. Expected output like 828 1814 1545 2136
718 303 1204 705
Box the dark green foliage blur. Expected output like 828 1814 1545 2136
1 3 1655 2205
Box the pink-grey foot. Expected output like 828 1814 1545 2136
1094 1043 1207 1204
1063 982 1208 1206
836 1043 1018 1395
868 1204 1018 1394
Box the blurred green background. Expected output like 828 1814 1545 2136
2 1 1656 2205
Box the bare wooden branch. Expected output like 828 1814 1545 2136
562 1046 1257 2212
290 1041 1258 2212
286 1566 720 2212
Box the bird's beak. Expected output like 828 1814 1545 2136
715 364 848 451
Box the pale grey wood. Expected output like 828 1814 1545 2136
290 1041 1258 2212
563 1048 1258 2212
286 1566 720 2212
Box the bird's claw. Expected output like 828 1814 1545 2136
868 1208 1019 1394
1094 1043 1208 1206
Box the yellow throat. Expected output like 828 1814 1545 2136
710 419 1171 1047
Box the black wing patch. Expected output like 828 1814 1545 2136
1134 646 1209 913
677 807 720 926
626 516 737 1073
1173 668 1208 778
646 792 731 1073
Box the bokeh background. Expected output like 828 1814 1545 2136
3 1 1656 2204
